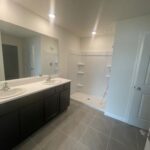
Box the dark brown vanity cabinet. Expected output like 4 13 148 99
0 111 20 150
55 83 70 113
0 82 70 150
60 88 70 112
44 88 59 121
60 83 70 112
19 93 44 139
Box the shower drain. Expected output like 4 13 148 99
87 98 90 100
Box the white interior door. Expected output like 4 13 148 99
128 33 150 130
144 137 150 150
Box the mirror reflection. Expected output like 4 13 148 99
0 22 59 81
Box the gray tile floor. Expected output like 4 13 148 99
14 100 147 150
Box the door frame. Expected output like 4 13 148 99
126 32 150 124
2 44 19 80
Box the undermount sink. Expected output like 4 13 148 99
43 79 62 85
0 88 25 99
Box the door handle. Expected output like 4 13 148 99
134 86 141 91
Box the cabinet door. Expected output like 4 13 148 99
20 99 44 139
60 89 70 112
0 111 20 150
45 93 59 121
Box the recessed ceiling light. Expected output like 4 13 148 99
49 13 55 19
92 31 96 35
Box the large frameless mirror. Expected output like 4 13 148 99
0 21 59 81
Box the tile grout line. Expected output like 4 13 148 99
54 107 92 143
105 119 114 150
108 120 139 150
136 129 140 150
76 109 96 148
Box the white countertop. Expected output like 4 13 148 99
0 78 71 105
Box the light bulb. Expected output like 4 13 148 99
49 13 55 19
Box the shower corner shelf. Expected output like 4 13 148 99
106 75 111 78
107 65 112 68
77 84 84 87
77 63 85 66
77 71 85 75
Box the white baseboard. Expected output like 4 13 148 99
104 111 128 123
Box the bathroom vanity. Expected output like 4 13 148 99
0 77 70 150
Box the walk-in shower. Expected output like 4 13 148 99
69 51 112 112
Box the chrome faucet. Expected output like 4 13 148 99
1 82 10 91
46 75 51 82
46 62 53 82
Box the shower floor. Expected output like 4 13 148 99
71 92 106 112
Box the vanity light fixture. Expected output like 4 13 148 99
49 13 56 19
92 31 96 35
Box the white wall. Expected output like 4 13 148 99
0 0 80 78
68 51 112 96
0 32 5 80
106 15 150 122
81 54 112 98
80 35 114 52
1 33 24 77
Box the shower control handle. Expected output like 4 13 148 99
134 86 141 91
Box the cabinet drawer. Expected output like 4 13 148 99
0 100 20 116
19 92 43 107
55 84 64 92
55 83 71 92
63 82 70 90
43 87 56 97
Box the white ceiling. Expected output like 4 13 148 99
13 0 150 37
